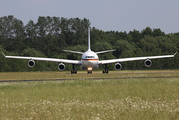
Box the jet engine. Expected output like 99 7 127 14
28 60 35 67
58 63 65 71
114 63 122 70
144 59 152 67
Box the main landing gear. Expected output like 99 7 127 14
102 64 108 73
71 64 77 74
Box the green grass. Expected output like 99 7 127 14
1 76 179 119
0 70 179 81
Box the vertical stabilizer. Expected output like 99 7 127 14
88 28 91 51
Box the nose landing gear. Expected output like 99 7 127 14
87 67 92 74
87 71 92 74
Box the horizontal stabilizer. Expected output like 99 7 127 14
63 50 84 54
96 49 115 54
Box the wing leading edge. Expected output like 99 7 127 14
1 52 81 64
99 52 177 64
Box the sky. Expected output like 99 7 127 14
0 0 179 33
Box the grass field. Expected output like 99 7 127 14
0 70 179 119
0 70 179 81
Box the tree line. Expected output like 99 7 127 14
0 15 178 72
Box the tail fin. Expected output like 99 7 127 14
88 28 91 51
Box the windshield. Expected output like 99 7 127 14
85 56 95 58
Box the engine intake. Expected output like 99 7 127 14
114 63 122 70
58 63 65 71
144 59 152 67
28 60 35 67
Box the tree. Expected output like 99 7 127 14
141 27 153 37
25 20 37 39
106 31 116 45
137 36 158 54
114 40 134 58
93 41 115 60
128 29 142 43
0 15 179 71
0 15 25 52
0 15 15 38
70 18 90 46
153 28 165 37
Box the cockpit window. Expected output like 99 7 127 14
85 56 95 58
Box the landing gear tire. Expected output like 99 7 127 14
103 70 108 73
71 71 77 74
87 71 92 74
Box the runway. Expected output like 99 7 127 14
0 75 179 83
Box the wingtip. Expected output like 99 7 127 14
1 52 6 57
174 51 178 56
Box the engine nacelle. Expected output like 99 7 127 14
28 60 35 67
114 63 122 70
58 63 65 71
144 59 152 67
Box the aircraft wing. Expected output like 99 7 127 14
99 52 177 64
1 52 81 64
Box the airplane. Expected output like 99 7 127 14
1 28 178 74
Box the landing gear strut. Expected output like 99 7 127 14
103 64 108 73
71 64 77 74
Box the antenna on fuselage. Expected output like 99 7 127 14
88 27 91 51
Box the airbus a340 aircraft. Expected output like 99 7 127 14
2 28 177 74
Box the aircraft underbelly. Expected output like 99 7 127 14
81 60 99 70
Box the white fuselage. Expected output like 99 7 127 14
81 50 99 71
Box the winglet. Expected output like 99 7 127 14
174 51 178 56
1 52 6 57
